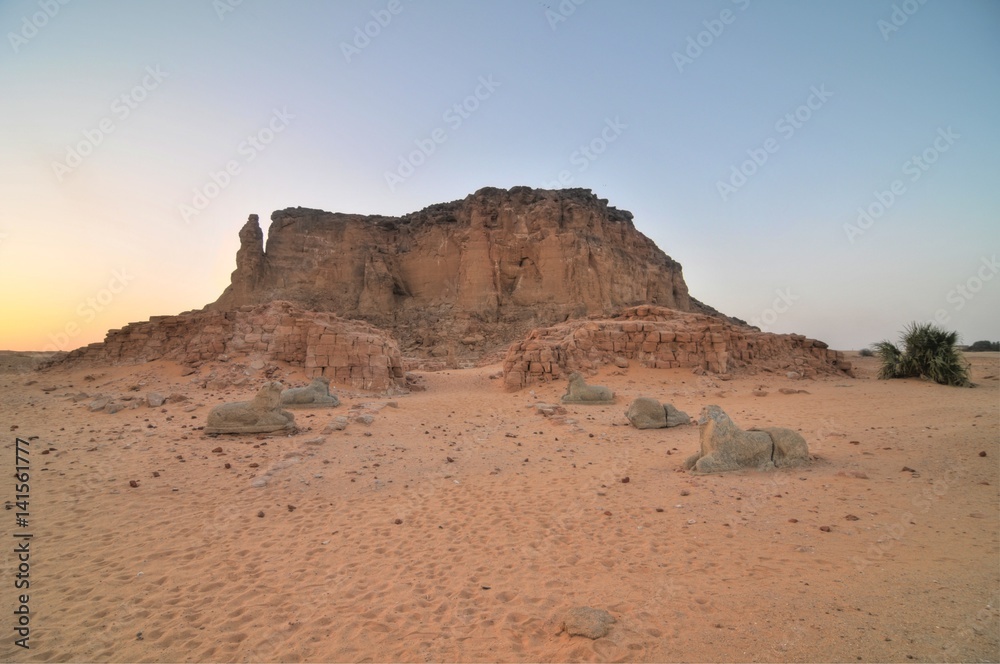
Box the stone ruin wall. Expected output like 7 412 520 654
502 305 853 390
52 301 405 392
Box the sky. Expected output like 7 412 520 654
1 0 998 352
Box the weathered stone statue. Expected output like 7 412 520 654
684 405 809 473
625 397 691 429
280 376 340 408
561 372 615 404
205 381 296 434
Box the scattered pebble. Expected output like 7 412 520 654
128 480 139 488
257 511 265 518
819 525 832 532
845 514 860 521
621 477 630 484
394 518 403 525
979 451 987 457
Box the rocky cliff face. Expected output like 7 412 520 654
210 187 705 362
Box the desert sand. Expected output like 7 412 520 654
1 352 997 663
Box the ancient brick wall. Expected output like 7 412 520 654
502 305 852 390
53 301 405 392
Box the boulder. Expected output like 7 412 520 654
626 398 690 429
323 416 349 433
534 403 567 417
684 405 809 474
626 397 667 429
560 607 615 639
205 382 296 435
88 397 110 412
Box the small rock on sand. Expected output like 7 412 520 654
561 606 615 639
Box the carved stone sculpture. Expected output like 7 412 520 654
281 377 340 408
205 381 296 434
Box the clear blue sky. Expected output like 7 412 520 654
1 0 997 351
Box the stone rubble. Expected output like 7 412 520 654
503 305 853 390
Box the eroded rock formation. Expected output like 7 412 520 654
502 305 853 390
209 187 712 362
50 301 405 392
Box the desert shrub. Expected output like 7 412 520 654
858 347 874 357
968 340 1000 352
875 322 971 387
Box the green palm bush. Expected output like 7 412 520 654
875 322 971 386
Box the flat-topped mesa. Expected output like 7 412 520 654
209 187 703 362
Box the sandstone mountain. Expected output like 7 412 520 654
43 188 854 390
209 187 727 363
